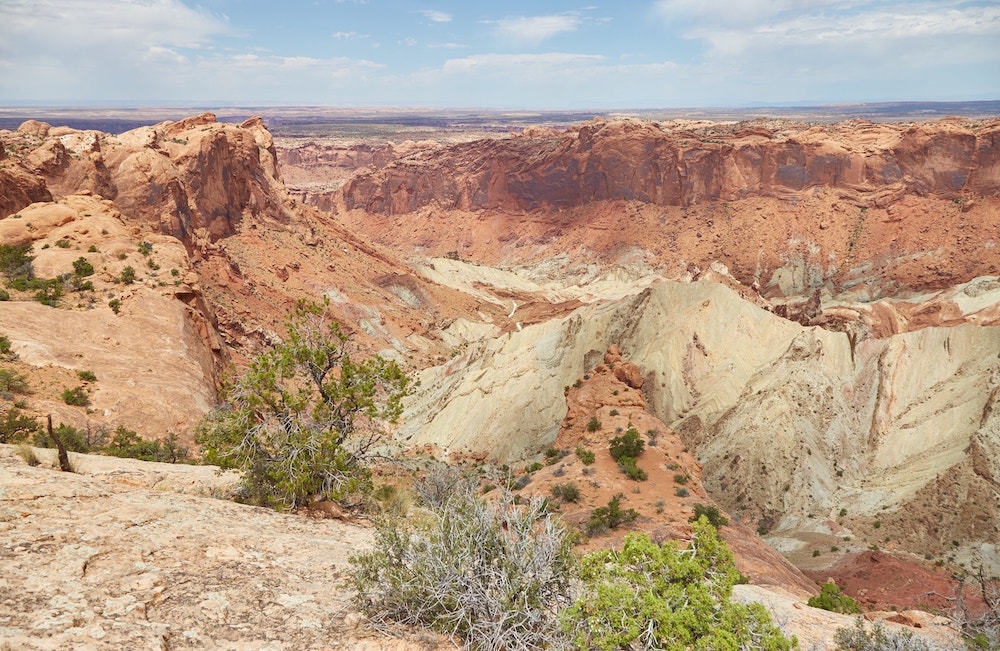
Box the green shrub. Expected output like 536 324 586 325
551 481 581 503
575 446 596 465
103 427 189 463
55 239 70 249
138 241 153 256
674 473 690 485
675 487 690 497
0 369 30 394
33 423 90 453
586 416 601 432
118 266 136 284
196 299 412 509
70 277 94 292
690 503 728 528
108 298 121 314
834 618 932 651
809 582 862 614
77 370 97 382
0 242 34 279
0 335 10 355
609 427 644 461
586 493 638 536
0 409 38 443
62 385 89 406
563 518 796 651
545 447 568 465
349 486 575 650
0 288 9 301
525 461 544 473
72 257 95 277
617 456 647 481
33 277 63 306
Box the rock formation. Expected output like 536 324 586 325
2 112 998 645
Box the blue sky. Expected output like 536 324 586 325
1 0 998 108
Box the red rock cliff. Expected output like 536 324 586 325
337 117 1000 215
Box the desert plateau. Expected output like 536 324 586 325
1 104 998 650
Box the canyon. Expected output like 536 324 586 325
1 110 998 648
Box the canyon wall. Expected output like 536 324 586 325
337 118 1000 215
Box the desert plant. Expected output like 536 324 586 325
0 242 34 280
586 416 601 432
32 277 63 306
0 369 30 395
72 257 95 277
62 385 89 406
575 446 596 465
349 485 575 650
563 518 796 650
138 241 153 256
809 582 862 614
951 565 1000 651
675 487 690 498
551 481 581 503
15 444 40 466
586 493 638 536
108 298 121 314
609 427 644 461
371 484 412 516
834 618 935 651
33 423 90 453
690 503 728 528
118 266 136 284
196 299 413 509
412 465 476 510
77 370 97 382
0 408 37 443
0 336 10 355
617 456 647 481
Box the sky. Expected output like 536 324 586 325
0 0 998 109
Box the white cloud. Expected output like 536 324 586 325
489 15 582 46
441 52 604 76
655 0 1000 52
0 0 229 54
650 0 1000 100
417 10 452 23
333 31 369 40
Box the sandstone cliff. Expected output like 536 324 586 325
321 118 1000 299
2 113 291 243
337 117 1000 212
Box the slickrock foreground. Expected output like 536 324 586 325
0 447 434 650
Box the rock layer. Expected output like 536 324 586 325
337 118 1000 214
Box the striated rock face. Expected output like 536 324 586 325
337 118 1000 215
1 113 291 243
403 276 1000 564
